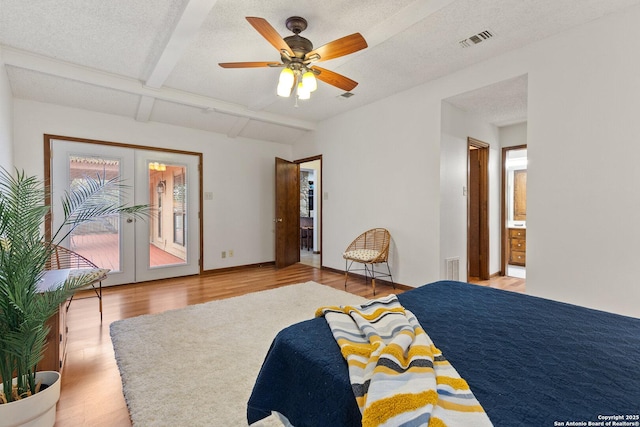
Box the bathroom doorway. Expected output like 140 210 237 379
501 145 527 278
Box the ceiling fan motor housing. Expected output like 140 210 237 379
284 35 313 59
284 16 313 59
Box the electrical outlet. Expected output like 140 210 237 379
228 250 234 257
221 251 226 259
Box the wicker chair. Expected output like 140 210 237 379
46 245 109 322
343 228 394 295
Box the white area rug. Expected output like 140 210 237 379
110 281 367 426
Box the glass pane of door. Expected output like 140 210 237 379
68 155 122 272
135 150 199 283
52 139 135 286
148 162 187 268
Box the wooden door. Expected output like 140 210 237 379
467 139 489 281
468 148 481 278
275 158 300 268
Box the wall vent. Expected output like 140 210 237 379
459 29 495 48
445 257 460 281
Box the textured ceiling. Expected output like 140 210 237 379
445 74 528 127
2 0 640 144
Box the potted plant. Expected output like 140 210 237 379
0 168 147 426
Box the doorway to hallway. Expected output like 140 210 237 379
299 157 321 268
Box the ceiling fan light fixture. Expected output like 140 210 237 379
297 82 311 100
277 82 292 97
302 71 317 92
278 67 295 86
277 67 295 97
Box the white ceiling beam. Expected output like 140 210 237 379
139 0 219 122
145 0 219 89
2 46 316 131
227 117 251 138
135 96 156 122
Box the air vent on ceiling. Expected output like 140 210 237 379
459 29 495 48
338 92 355 99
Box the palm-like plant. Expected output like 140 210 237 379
0 168 148 403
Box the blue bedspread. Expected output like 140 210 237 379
247 281 640 426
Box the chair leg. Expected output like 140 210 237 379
386 262 395 290
98 281 103 324
367 263 375 296
363 264 370 286
344 260 349 290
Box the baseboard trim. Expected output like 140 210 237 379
321 266 412 291
203 261 275 274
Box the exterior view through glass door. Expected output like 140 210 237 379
50 138 200 286
68 153 127 279
148 162 187 268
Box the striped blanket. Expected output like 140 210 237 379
316 294 493 427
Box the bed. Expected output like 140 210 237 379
247 280 640 426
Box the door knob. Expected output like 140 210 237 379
274 218 283 222
126 218 134 223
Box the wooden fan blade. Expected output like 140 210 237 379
305 33 367 63
312 66 358 91
219 61 282 68
246 17 294 57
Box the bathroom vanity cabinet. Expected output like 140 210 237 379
508 228 526 266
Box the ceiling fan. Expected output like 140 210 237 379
218 16 368 99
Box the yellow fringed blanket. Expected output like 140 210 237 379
316 294 493 427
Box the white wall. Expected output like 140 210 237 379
525 6 640 317
500 122 527 148
12 100 292 271
0 47 13 170
440 101 501 280
296 4 640 317
295 91 444 286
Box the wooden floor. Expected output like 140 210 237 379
468 274 526 293
55 264 524 426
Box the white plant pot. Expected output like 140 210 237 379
0 371 61 427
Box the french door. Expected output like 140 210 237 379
50 139 200 286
